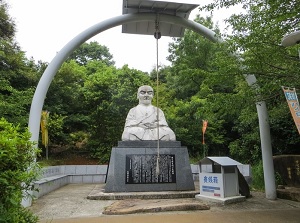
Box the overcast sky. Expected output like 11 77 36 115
7 0 231 72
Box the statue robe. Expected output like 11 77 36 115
121 104 176 141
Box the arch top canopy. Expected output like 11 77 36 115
122 0 199 37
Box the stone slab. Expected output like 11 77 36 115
102 199 210 215
105 141 195 192
277 187 300 202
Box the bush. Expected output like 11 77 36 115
87 140 111 164
251 160 265 191
0 118 40 223
251 160 283 191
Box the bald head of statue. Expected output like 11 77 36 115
137 85 154 105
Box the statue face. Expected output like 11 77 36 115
137 86 154 105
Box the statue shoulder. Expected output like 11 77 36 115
128 106 137 113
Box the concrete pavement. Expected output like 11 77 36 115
29 184 300 223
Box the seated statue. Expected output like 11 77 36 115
121 85 176 141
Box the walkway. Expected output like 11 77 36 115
29 184 300 223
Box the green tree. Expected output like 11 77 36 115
0 1 39 127
0 118 40 223
43 60 88 146
67 41 115 66
163 15 241 158
0 0 15 40
82 63 151 163
200 0 300 162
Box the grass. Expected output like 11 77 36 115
38 158 65 167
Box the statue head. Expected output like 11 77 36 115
137 85 154 105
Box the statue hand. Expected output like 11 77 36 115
143 123 158 129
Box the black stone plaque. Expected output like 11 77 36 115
125 154 176 184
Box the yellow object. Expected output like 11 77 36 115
40 110 49 147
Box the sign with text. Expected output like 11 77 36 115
282 87 300 135
200 173 224 198
125 154 176 184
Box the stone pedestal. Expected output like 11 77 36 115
105 141 195 193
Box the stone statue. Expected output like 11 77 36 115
121 85 176 141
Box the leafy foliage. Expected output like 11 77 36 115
82 63 152 163
198 0 300 162
67 41 115 66
0 0 15 40
0 118 40 223
251 160 265 191
0 1 39 127
162 15 242 158
42 60 89 149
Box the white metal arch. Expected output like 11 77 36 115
28 13 218 144
28 12 276 199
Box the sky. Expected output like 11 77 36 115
6 0 232 73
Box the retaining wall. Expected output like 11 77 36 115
33 164 251 198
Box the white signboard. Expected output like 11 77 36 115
199 173 224 198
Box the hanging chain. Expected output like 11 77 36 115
154 14 161 40
154 14 161 175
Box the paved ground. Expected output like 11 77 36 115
29 184 300 223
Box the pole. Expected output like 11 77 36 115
245 74 276 199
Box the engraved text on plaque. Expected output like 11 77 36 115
125 154 176 184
